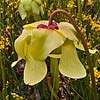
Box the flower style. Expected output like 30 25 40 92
12 20 86 85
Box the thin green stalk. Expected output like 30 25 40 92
47 77 60 100
2 0 6 35
0 1 7 99
48 9 98 100
50 58 60 100
11 67 19 84
78 0 82 21
0 53 6 100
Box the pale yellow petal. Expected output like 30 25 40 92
23 20 48 29
59 40 86 79
74 41 98 53
89 49 98 54
73 40 85 51
48 54 61 58
14 29 32 59
11 58 22 67
57 22 78 41
24 54 47 85
29 29 64 60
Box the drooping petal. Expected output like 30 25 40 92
24 53 47 85
73 40 85 51
74 41 98 54
29 29 64 60
56 22 78 41
59 40 86 79
14 29 32 60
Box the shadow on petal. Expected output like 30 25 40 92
29 29 64 60
15 29 32 60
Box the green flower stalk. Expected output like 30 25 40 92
12 19 86 85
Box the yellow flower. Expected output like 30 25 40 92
11 93 24 100
67 0 76 8
0 36 10 50
87 0 94 6
93 67 100 83
12 20 86 85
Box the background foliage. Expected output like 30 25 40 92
0 0 100 100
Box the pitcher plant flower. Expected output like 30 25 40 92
11 19 87 85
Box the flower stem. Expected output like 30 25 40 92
48 9 98 100
50 58 60 100
47 77 60 100
78 0 82 21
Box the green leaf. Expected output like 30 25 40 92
29 29 64 60
24 53 47 85
59 40 86 79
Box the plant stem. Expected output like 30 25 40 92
0 53 6 100
2 0 6 35
47 77 60 100
50 58 60 100
78 0 82 21
48 9 98 100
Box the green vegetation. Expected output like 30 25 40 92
0 0 100 100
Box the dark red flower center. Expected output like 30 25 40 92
37 22 58 30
